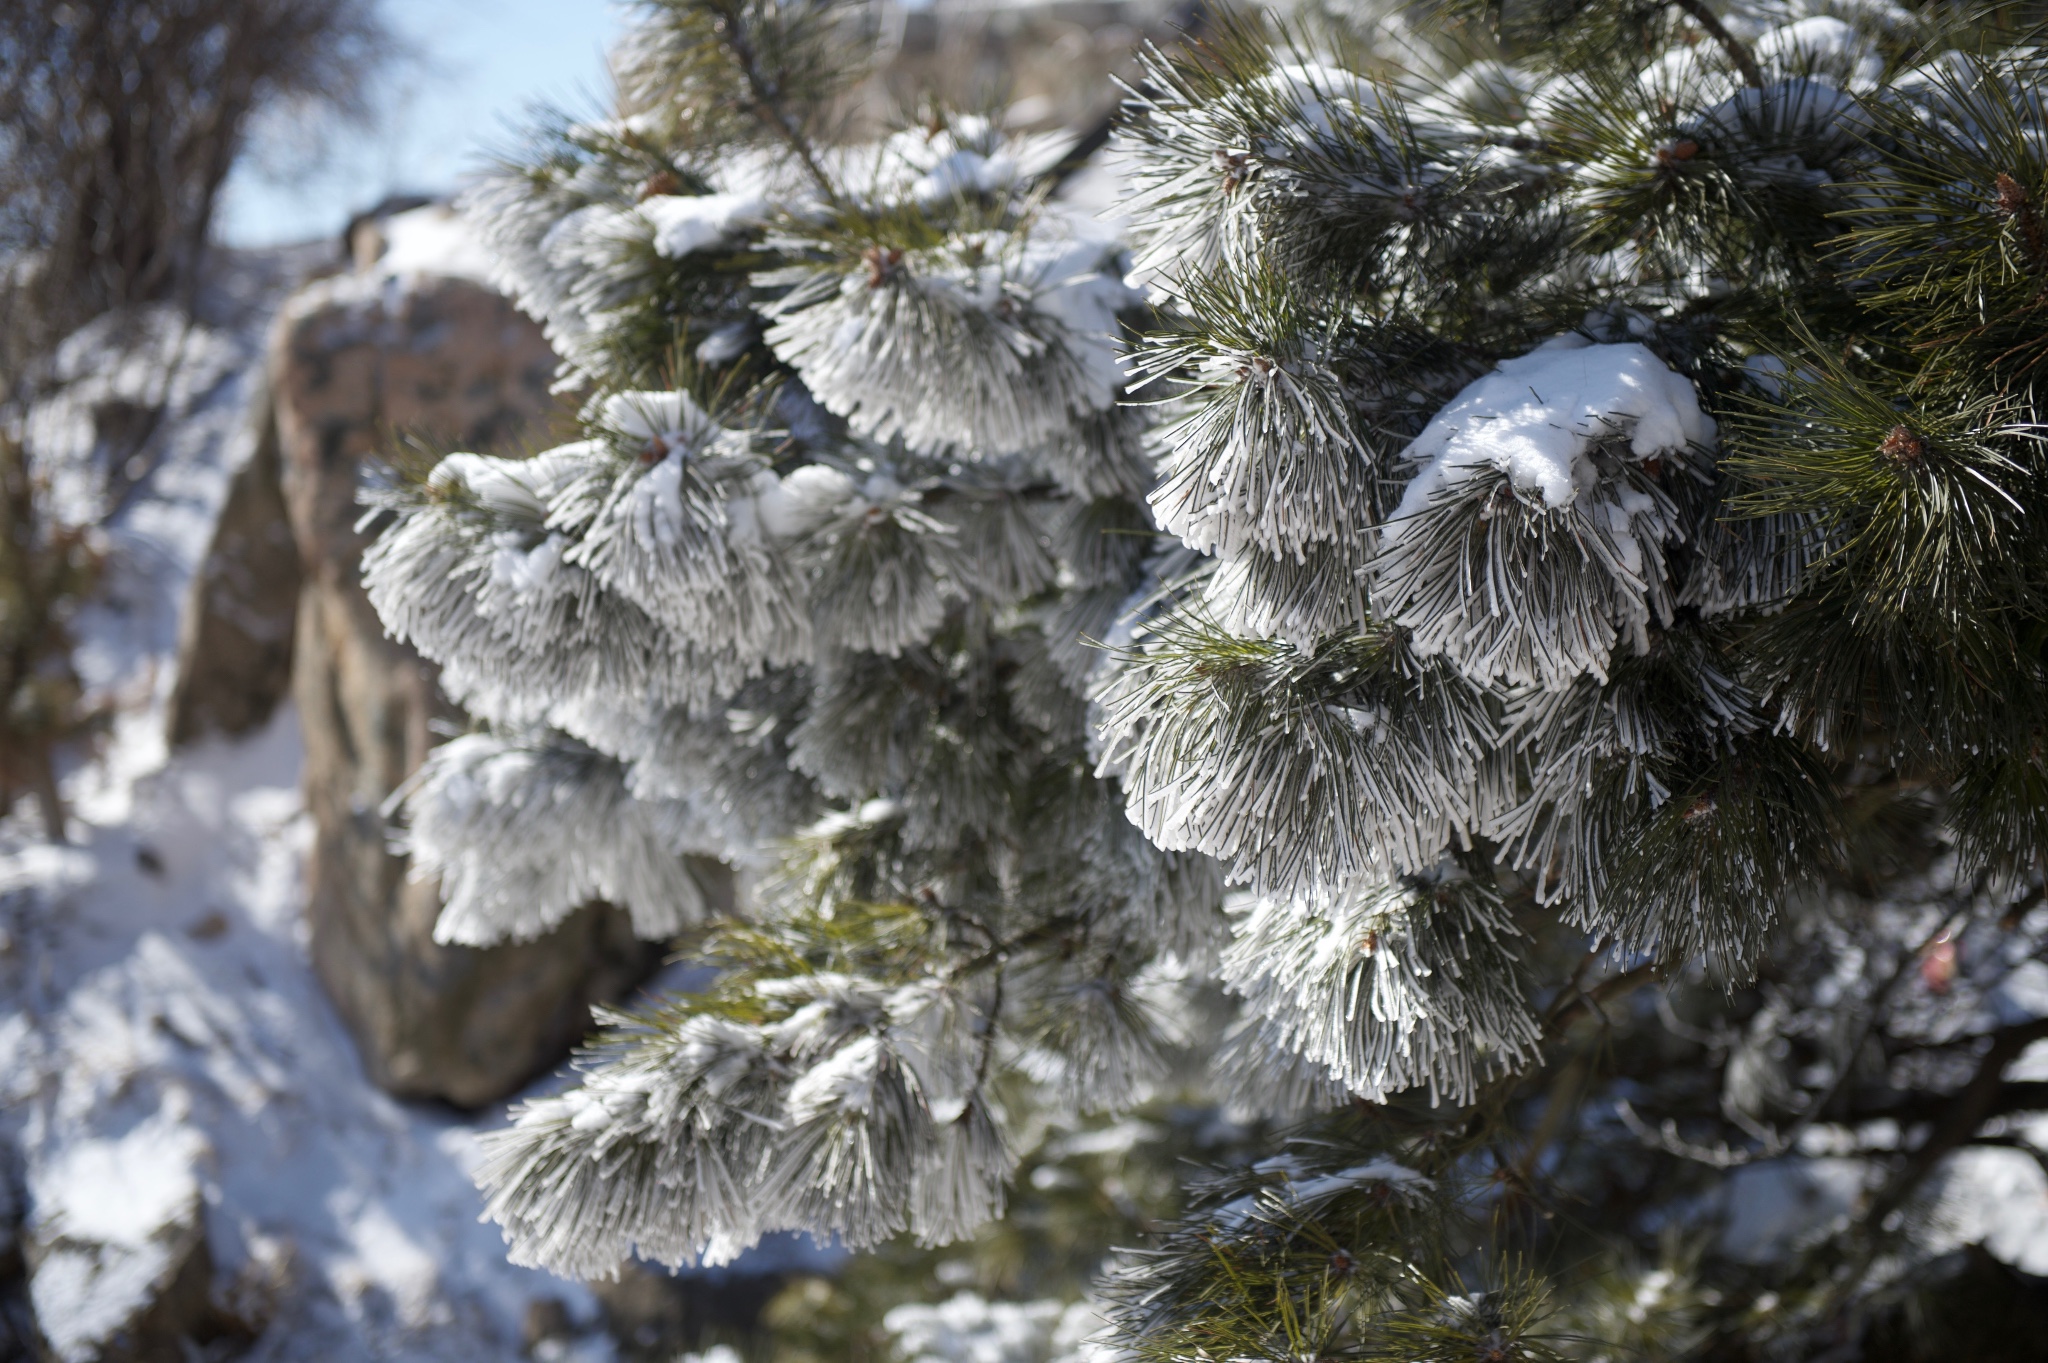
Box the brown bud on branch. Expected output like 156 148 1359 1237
1879 425 1926 469
1995 172 2048 266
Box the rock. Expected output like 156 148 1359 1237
165 374 302 748
272 268 662 1108
590 1263 786 1363
523 1295 576 1351
21 1119 241 1363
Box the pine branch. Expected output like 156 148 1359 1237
1542 960 1662 1037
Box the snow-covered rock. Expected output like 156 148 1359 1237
166 367 300 748
23 1113 219 1363
367 204 502 287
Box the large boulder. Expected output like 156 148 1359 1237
272 263 660 1107
165 375 302 748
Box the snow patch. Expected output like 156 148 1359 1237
641 192 770 259
4 707 597 1360
1928 1147 2048 1276
1388 338 1713 525
885 1293 1111 1363
27 1115 204 1249
376 205 501 285
1719 1157 1873 1263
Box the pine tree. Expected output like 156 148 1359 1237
363 1 2048 1357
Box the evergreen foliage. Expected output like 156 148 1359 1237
362 0 2048 1356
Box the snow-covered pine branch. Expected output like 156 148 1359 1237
1373 337 1715 691
395 729 712 945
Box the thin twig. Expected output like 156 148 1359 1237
1617 1099 1759 1168
710 0 839 204
1669 0 1765 89
972 963 1006 1087
1544 960 1662 1037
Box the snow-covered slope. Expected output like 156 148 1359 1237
0 247 619 1362
2 710 616 1361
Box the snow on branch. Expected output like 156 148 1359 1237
1133 263 1393 569
362 445 750 722
1375 339 1714 691
558 390 810 663
475 962 1029 1275
760 216 1137 459
1220 868 1540 1106
395 730 711 946
1093 616 1496 897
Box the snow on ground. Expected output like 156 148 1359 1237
2 707 611 1361
42 246 315 826
0 246 618 1361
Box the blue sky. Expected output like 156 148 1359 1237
218 0 622 247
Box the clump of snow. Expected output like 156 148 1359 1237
1928 1147 2048 1276
374 205 502 286
1210 1156 1436 1229
1690 77 1865 174
596 388 722 448
1262 61 1393 141
911 150 1020 207
26 1112 205 1250
1423 59 1542 126
1752 16 1884 90
24 1111 208 1363
1269 1158 1435 1204
694 320 755 367
1636 12 1885 109
1388 337 1713 524
864 117 1046 209
641 192 769 259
